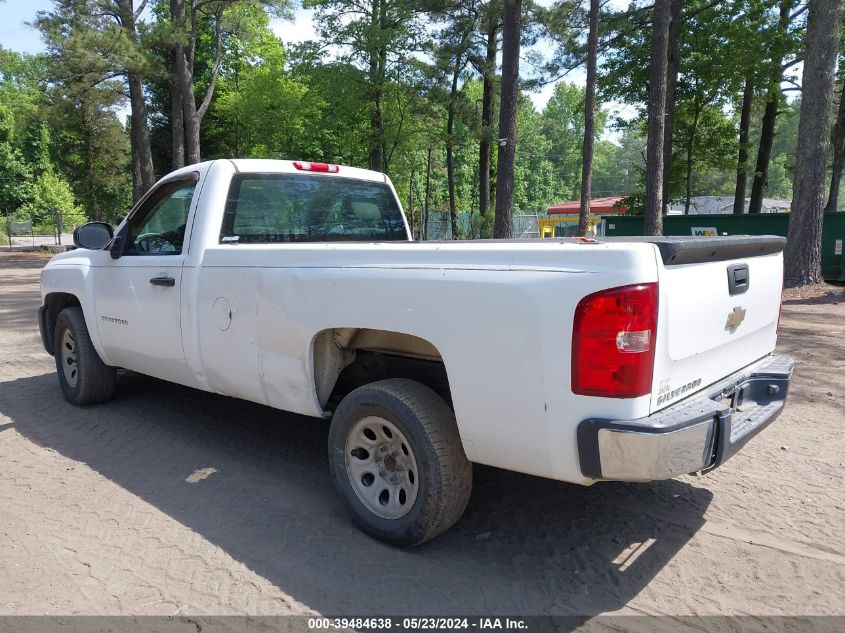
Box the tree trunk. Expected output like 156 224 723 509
170 0 200 164
170 0 185 169
733 76 754 213
748 90 779 213
131 138 141 201
170 55 186 169
784 0 844 286
174 8 198 164
825 77 845 213
479 20 498 218
367 0 386 171
683 119 695 214
447 63 461 239
178 57 201 164
644 0 671 236
423 146 432 240
493 0 522 239
127 71 155 200
81 104 100 220
578 0 599 237
684 91 701 215
116 0 154 200
408 168 415 239
378 42 388 170
369 77 384 171
661 0 683 213
232 60 242 157
749 0 792 214
172 1 222 166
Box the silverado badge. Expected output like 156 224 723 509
725 306 747 332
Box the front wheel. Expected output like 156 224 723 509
328 378 472 546
54 306 116 405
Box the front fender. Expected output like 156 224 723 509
40 254 113 365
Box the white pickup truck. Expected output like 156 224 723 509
38 159 794 545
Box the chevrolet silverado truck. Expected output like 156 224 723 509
38 159 794 546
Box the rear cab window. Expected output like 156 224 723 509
219 173 409 243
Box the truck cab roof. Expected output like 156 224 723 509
162 159 389 185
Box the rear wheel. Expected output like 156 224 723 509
54 307 116 405
328 378 472 546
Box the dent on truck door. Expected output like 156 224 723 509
93 178 198 386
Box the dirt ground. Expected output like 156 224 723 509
0 251 843 619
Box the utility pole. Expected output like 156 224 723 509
423 146 433 241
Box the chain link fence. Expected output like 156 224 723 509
421 212 540 240
2 209 88 248
3 207 547 248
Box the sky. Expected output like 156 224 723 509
0 0 638 124
0 0 54 54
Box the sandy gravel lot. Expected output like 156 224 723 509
0 251 843 619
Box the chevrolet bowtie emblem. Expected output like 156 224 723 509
725 306 747 332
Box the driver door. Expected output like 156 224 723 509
93 176 198 386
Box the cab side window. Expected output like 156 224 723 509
125 181 197 255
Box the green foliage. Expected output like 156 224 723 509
20 171 81 226
0 46 127 227
0 49 73 224
305 0 431 169
600 0 806 207
472 210 495 238
48 82 132 223
36 0 152 95
205 24 311 158
10 0 817 237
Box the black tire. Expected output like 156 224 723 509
328 378 472 546
54 306 116 405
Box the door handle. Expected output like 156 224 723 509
149 275 175 287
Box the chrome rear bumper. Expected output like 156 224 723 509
577 354 794 481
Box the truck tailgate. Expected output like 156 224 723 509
647 237 785 414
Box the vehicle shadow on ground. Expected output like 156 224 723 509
0 371 713 617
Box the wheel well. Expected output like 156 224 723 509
313 328 451 411
43 293 81 354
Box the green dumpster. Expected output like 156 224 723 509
600 212 845 282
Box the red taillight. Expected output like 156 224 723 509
293 161 339 173
571 283 659 398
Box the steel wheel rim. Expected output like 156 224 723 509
60 329 78 388
345 416 420 520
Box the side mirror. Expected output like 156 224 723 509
73 222 113 250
